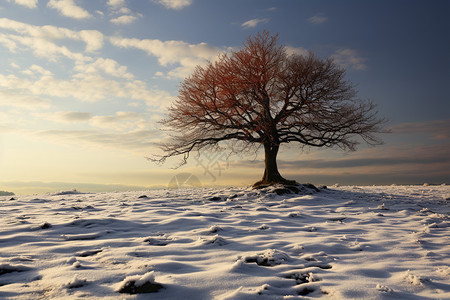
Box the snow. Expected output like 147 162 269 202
0 185 449 299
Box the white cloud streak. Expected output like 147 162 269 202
90 111 148 130
153 0 192 10
0 18 104 56
51 111 93 122
47 0 92 19
308 14 327 24
332 48 367 70
110 15 137 25
0 70 173 109
37 110 152 133
36 129 158 154
12 0 38 9
0 89 50 109
107 0 126 9
389 119 450 140
21 64 53 76
241 18 269 29
285 46 309 57
110 36 222 78
73 58 134 79
106 0 139 25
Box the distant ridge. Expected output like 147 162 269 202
0 190 15 196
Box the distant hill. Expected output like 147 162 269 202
0 191 15 196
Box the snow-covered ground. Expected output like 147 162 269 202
0 185 449 299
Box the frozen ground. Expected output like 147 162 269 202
0 185 449 299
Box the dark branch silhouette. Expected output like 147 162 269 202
150 31 386 186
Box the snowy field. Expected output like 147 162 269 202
0 185 449 299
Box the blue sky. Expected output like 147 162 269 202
0 0 449 194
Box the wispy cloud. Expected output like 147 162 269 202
332 48 367 70
90 111 148 131
21 64 53 76
389 119 450 140
0 89 50 109
44 111 150 132
11 0 38 9
308 13 327 24
110 15 137 25
153 0 193 10
107 0 126 9
109 36 222 78
241 18 269 29
50 111 93 122
285 46 309 57
73 58 134 79
0 18 103 56
107 0 140 25
36 129 158 154
0 69 172 108
47 0 92 19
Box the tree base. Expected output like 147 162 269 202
253 180 320 195
253 177 298 188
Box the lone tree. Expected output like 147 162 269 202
153 31 385 186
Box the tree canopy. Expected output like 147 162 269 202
152 31 385 186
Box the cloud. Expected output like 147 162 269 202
109 36 222 78
106 1 140 26
90 111 148 130
107 0 126 8
153 0 193 10
0 34 18 52
79 30 104 52
36 128 158 154
74 58 134 79
21 64 53 76
308 13 327 24
0 89 50 109
110 15 137 25
51 111 93 122
241 18 269 29
389 119 450 140
4 33 89 62
285 46 309 57
40 111 152 132
11 0 38 9
0 69 172 109
47 0 92 19
0 124 13 133
0 18 104 56
331 48 367 70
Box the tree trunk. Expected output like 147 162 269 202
254 143 296 186
263 144 282 182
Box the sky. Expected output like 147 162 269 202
0 0 449 194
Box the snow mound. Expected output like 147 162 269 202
65 275 88 289
240 249 290 266
0 263 32 275
116 271 163 294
